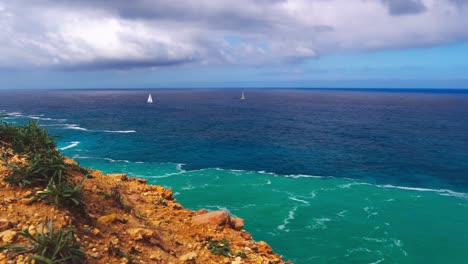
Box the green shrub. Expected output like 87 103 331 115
207 238 231 257
3 152 66 187
236 252 247 258
1 121 85 211
0 120 58 155
34 176 85 209
0 220 85 264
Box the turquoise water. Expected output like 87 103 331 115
1 89 468 263
72 158 468 264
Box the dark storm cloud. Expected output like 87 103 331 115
382 0 427 15
59 57 198 71
1 0 468 70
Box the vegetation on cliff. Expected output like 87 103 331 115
0 121 288 263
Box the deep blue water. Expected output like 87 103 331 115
1 89 468 263
1 89 468 191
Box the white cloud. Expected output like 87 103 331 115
0 0 467 69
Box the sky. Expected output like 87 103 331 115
0 0 468 89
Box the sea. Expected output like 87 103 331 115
1 88 467 264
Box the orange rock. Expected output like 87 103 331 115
0 230 17 243
0 219 12 232
230 217 244 231
97 214 117 224
257 241 273 254
127 228 154 241
191 210 230 227
154 186 174 200
194 208 207 216
107 173 128 181
162 189 173 200
240 231 252 240
91 170 104 178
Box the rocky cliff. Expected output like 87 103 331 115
0 153 288 264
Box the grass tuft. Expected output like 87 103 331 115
0 121 85 211
0 220 85 264
207 238 231 257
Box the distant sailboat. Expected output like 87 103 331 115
147 93 153 104
241 90 246 100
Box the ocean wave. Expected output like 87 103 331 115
59 141 80 151
44 123 136 133
307 217 331 230
336 210 348 217
335 181 468 200
69 152 468 200
73 155 131 163
378 184 468 199
288 196 309 204
64 124 89 131
286 174 327 179
278 206 297 231
100 130 136 133
1 112 22 119
369 259 385 264
175 163 186 172
27 115 67 122
180 184 196 190
364 206 379 219
1 111 67 122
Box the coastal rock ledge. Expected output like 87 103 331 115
0 155 289 263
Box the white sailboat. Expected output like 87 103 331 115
241 90 246 100
147 93 153 104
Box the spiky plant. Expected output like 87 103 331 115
207 238 232 257
0 220 85 264
34 175 85 209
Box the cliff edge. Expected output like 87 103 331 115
0 149 288 263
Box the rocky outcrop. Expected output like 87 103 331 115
192 210 231 226
191 210 245 231
0 154 289 264
231 217 245 231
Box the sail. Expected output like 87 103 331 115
147 94 153 103
241 91 246 100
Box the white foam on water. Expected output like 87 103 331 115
393 239 403 247
329 180 468 200
258 170 278 176
59 141 80 151
286 174 327 179
27 115 67 122
362 237 387 243
378 184 468 199
142 172 184 179
288 196 309 204
72 155 138 164
45 123 136 133
65 124 89 131
308 217 331 230
175 163 186 172
100 130 136 133
181 184 195 190
7 112 22 117
337 210 348 217
369 258 385 264
278 207 297 232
